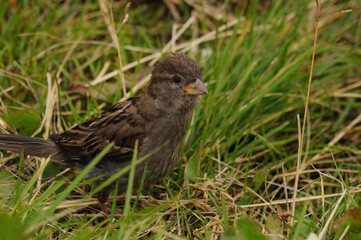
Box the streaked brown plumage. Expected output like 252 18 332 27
0 53 207 216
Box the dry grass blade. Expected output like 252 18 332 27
291 114 302 226
149 16 195 65
98 0 127 96
238 188 361 208
90 61 111 86
31 73 58 139
318 189 347 240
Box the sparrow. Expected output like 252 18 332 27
0 53 207 216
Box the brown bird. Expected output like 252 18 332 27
0 53 207 217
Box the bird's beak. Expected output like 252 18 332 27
182 78 208 95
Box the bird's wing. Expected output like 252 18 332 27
51 97 145 161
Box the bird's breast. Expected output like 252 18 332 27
138 117 188 184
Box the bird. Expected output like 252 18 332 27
0 52 207 217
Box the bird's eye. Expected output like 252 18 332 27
172 76 181 83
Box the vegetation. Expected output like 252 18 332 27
0 0 360 239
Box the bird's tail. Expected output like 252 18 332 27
0 134 59 158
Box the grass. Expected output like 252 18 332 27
1 0 361 239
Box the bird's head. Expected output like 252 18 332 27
148 53 207 115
